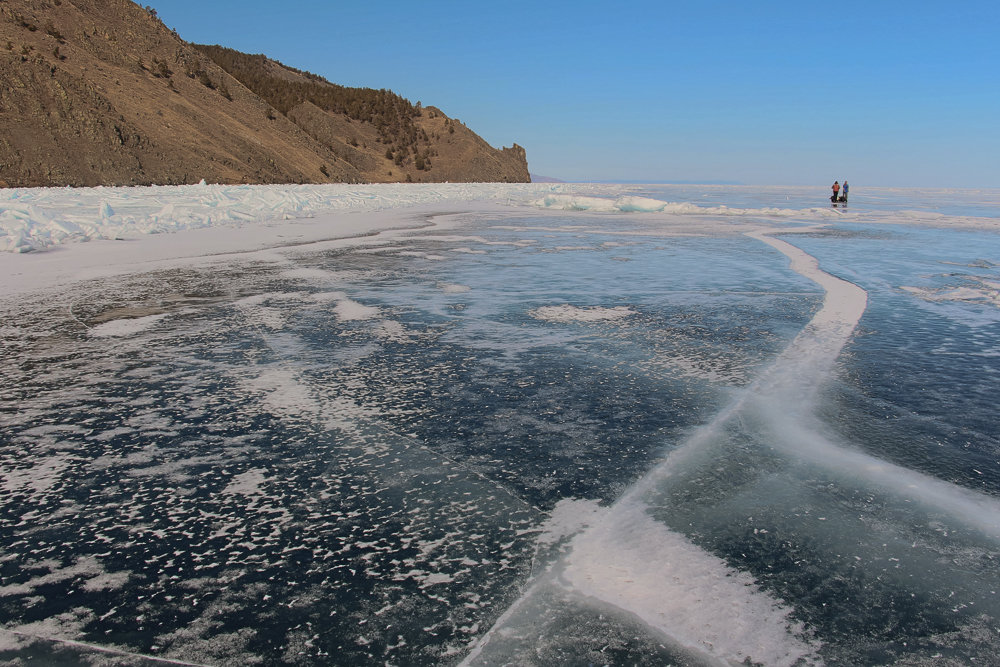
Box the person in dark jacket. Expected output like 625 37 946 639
842 180 849 202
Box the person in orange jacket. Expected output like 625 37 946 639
831 181 840 202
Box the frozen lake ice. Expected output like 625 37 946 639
1 183 999 665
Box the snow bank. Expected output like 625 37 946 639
5 184 997 258
14 181 867 256
0 182 625 298
5 182 996 302
0 182 580 254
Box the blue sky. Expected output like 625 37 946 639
149 1 999 187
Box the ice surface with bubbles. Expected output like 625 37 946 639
2 183 999 665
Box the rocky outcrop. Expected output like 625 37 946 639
0 0 529 187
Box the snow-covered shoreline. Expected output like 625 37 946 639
0 182 589 254
5 182 997 254
0 183 600 298
3 182 998 300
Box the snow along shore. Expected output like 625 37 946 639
4 182 997 300
0 182 611 297
3 182 671 255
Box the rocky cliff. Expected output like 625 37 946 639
0 0 530 187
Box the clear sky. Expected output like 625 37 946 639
148 0 999 187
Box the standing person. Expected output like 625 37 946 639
842 180 849 202
831 181 840 203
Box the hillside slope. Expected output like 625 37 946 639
0 0 529 187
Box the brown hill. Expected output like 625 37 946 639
0 0 529 187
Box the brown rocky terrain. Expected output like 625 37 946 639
0 0 529 187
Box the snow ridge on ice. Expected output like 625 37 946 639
0 183 578 253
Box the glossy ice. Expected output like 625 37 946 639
1 184 998 665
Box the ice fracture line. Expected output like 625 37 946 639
465 226 1000 666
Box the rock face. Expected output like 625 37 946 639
0 0 530 187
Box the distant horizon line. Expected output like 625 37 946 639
529 176 1000 190
581 179 745 186
530 174 742 185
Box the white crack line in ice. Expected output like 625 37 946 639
0 629 214 667
462 227 851 667
559 229 869 665
465 225 1000 666
744 230 1000 538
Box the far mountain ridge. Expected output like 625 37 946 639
0 0 530 187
